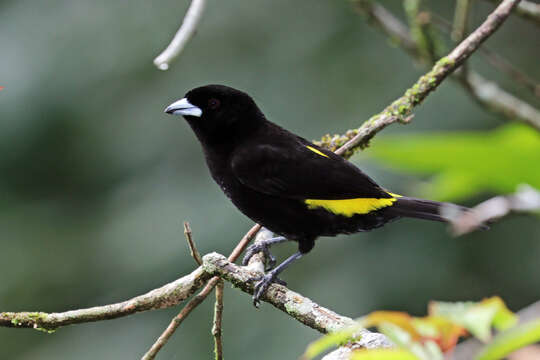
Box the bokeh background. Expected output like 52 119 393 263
1 1 539 359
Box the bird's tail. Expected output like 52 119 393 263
387 196 467 223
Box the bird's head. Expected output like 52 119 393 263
165 85 263 143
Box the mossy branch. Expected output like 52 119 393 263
315 0 525 158
0 267 211 331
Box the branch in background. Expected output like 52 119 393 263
317 0 522 157
446 184 540 236
212 280 224 360
451 0 472 78
452 0 472 42
0 267 210 331
484 0 540 26
404 0 443 63
346 0 540 138
141 224 261 360
464 72 540 130
357 1 419 57
153 0 207 70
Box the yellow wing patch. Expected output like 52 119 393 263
305 197 397 217
306 146 329 158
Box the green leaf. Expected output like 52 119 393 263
350 349 419 360
429 297 517 342
367 124 540 201
301 325 361 360
475 319 540 360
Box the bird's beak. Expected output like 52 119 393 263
164 98 202 117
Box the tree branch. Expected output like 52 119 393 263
141 276 222 360
1 225 261 333
316 0 523 157
1 236 391 351
201 252 391 348
153 0 207 70
0 267 210 331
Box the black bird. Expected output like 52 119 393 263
165 85 470 306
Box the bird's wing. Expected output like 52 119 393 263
231 141 392 200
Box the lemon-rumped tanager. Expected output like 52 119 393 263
165 85 478 306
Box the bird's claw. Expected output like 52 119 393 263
242 243 277 271
249 272 287 307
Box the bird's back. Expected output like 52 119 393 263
205 120 400 244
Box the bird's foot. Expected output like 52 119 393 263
249 271 287 307
242 237 286 270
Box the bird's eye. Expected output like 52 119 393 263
208 98 220 109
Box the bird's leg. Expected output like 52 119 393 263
250 251 302 307
241 236 288 270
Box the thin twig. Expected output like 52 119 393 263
141 224 261 360
153 0 207 70
141 277 221 360
479 46 540 98
212 280 224 360
184 221 202 265
227 224 262 263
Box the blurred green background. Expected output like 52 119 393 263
1 0 539 359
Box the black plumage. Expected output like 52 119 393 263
165 84 470 306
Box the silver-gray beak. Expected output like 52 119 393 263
164 98 202 117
